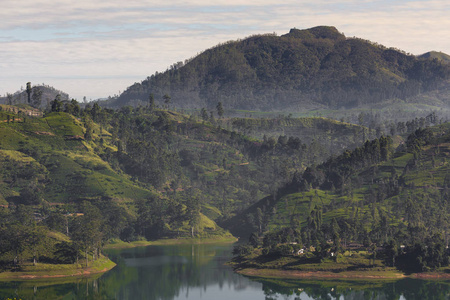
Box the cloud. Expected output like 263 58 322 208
1 0 449 100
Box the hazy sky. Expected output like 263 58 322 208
1 0 449 101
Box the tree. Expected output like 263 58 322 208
163 94 171 109
216 102 224 118
256 207 264 234
201 108 209 121
31 87 43 108
84 116 94 141
385 239 398 267
249 232 260 248
185 190 201 237
27 225 48 266
26 82 32 104
71 202 103 266
331 218 341 253
50 95 62 112
148 93 155 112
6 93 13 105
19 181 44 205
70 99 80 116
91 102 101 122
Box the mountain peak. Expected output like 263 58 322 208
283 26 345 41
419 51 450 64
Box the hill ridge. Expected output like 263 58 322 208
109 26 450 112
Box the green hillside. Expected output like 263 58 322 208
230 123 450 273
110 26 450 113
0 106 233 250
419 51 450 64
0 101 370 244
0 110 151 204
1 100 448 273
228 116 373 156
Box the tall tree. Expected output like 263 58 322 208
71 202 103 266
26 82 32 104
148 93 155 112
185 189 201 237
51 95 62 112
163 94 171 109
6 93 13 105
216 101 224 118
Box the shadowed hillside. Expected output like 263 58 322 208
108 26 450 112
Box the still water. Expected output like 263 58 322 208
0 243 449 300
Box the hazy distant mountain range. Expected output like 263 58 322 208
105 26 450 112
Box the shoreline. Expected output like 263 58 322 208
0 257 116 281
235 267 450 281
104 235 238 249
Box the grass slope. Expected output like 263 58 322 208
0 256 116 280
0 108 237 240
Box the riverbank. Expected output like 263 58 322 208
230 250 450 281
236 267 450 280
0 256 116 280
236 268 405 280
104 236 238 249
104 235 238 249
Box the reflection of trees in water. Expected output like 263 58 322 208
258 278 450 300
0 277 104 300
86 243 259 300
2 245 449 300
100 243 261 300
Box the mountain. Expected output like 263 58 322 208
419 51 450 64
109 26 450 112
0 83 70 110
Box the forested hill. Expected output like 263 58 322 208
109 26 450 111
227 123 450 273
0 99 447 271
0 100 375 253
419 51 450 64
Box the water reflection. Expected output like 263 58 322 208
100 243 262 299
0 244 449 300
255 277 450 300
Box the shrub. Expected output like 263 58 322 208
232 245 253 257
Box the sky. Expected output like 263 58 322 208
1 0 449 101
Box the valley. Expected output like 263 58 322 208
1 26 450 282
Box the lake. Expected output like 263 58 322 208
0 243 449 299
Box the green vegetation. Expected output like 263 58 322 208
1 79 449 277
419 51 450 64
3 98 359 272
0 103 244 273
0 256 115 280
104 235 237 249
110 26 450 115
231 123 450 276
